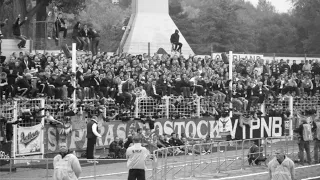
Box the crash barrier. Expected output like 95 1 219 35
151 136 317 180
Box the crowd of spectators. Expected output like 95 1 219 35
1 50 320 119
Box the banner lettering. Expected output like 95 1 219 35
44 116 283 154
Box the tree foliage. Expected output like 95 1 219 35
169 0 320 54
78 0 130 52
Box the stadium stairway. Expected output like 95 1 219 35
1 39 31 59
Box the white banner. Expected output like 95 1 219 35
17 124 42 155
211 53 264 61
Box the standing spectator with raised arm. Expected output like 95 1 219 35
12 14 28 49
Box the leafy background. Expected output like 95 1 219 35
0 0 320 55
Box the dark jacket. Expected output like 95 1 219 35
55 17 66 29
12 18 25 36
72 23 81 37
86 120 98 139
89 29 100 39
294 122 308 141
122 81 134 93
16 78 31 89
291 63 300 73
170 32 179 44
80 28 90 37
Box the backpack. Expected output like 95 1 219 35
302 124 313 141
315 122 320 140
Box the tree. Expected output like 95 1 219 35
292 0 320 53
78 0 130 52
3 0 85 37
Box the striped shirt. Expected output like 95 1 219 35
268 156 295 180
126 143 150 170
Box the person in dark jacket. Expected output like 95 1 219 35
72 22 83 50
54 13 67 40
86 116 102 161
12 15 28 49
122 79 136 109
0 18 8 53
170 30 183 53
89 28 100 56
109 137 123 158
80 24 90 52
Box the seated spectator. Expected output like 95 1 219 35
247 140 266 166
109 137 126 158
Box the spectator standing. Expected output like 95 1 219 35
294 119 312 165
80 25 90 52
0 18 8 53
302 60 312 74
268 147 295 180
86 116 102 161
126 136 152 180
291 60 300 74
12 14 28 49
53 142 82 180
170 30 183 53
89 28 100 56
55 13 67 40
72 22 83 51
312 118 320 164
46 5 58 39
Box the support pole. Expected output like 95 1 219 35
72 43 77 109
229 51 233 117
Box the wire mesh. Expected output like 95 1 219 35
16 99 43 127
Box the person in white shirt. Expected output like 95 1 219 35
53 142 82 180
126 136 153 180
268 147 295 180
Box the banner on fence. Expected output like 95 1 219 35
0 142 11 166
154 116 284 140
211 53 264 61
17 124 42 155
43 116 284 154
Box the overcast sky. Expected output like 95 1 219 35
246 0 293 13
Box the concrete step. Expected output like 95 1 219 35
1 39 31 59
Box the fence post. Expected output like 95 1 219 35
46 158 49 180
135 98 139 118
260 102 266 116
196 97 201 118
289 96 294 140
40 99 45 159
165 97 170 119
